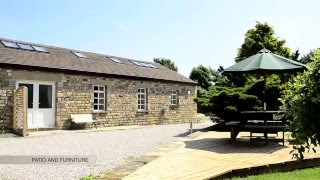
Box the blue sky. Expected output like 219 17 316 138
0 0 319 77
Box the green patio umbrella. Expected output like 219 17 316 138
223 48 307 110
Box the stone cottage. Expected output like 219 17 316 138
0 38 197 132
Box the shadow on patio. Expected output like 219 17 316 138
174 126 212 137
184 133 286 154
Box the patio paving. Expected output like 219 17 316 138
107 131 320 180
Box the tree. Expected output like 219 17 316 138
196 85 260 119
236 22 293 62
299 49 316 64
209 66 231 86
189 65 213 89
281 49 320 160
153 58 178 72
292 49 300 61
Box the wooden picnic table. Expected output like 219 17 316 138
226 110 287 145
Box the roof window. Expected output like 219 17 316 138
72 51 88 59
109 57 122 63
32 45 48 53
1 40 19 49
131 60 158 69
17 43 34 51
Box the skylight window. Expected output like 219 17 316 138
1 40 19 49
72 51 88 59
109 57 122 63
132 61 143 66
131 60 158 69
145 63 157 68
32 45 48 53
141 63 153 67
17 43 34 51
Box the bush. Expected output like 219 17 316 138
211 88 260 121
81 174 96 180
196 86 261 121
245 75 282 110
196 73 284 122
280 49 320 160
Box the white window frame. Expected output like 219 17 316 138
137 88 147 111
170 90 178 105
93 85 106 112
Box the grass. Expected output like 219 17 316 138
80 174 97 180
232 167 320 180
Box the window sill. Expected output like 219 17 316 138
137 110 148 113
92 110 107 114
169 105 179 110
136 110 148 115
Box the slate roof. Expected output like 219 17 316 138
0 38 196 85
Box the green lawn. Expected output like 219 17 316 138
233 167 320 180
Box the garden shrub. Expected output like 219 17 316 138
280 49 320 160
245 75 282 110
196 86 260 121
196 73 284 122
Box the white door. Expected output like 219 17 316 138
16 81 56 129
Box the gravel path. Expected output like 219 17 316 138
0 123 211 180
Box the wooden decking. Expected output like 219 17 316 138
124 131 320 180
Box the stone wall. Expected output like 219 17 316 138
13 86 28 136
0 68 197 130
0 68 14 133
57 74 197 129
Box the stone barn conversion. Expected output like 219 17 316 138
0 38 197 132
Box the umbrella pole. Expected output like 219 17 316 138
263 74 267 110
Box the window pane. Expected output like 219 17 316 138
32 45 48 52
109 57 122 63
39 85 52 108
170 90 177 105
17 43 34 51
94 85 106 111
1 41 18 48
72 51 88 58
19 83 33 108
137 88 147 110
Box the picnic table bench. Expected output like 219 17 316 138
226 111 287 145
